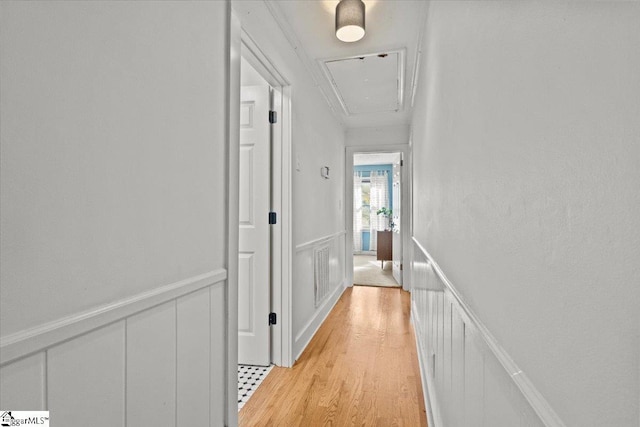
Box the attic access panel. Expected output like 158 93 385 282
322 50 404 115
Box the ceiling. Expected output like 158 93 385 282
265 0 428 129
324 51 402 115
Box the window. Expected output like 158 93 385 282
361 180 370 229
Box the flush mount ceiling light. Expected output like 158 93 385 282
335 0 366 43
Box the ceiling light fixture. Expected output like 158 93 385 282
335 0 366 43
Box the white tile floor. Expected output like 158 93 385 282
238 364 273 411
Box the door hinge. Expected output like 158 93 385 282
400 263 403 270
400 159 404 166
269 110 277 124
269 312 277 325
268 212 277 225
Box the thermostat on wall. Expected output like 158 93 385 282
321 166 330 179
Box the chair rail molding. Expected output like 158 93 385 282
295 230 346 253
411 236 566 427
1 269 227 366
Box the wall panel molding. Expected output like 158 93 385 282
0 352 46 410
293 231 346 361
1 275 227 424
411 306 437 427
412 237 565 427
295 230 346 253
48 321 125 425
0 269 227 366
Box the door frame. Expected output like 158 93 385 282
228 15 294 426
227 10 241 427
240 28 294 368
346 144 412 292
227 13 294 423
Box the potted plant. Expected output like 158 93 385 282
376 207 394 231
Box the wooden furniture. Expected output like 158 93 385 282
376 230 392 268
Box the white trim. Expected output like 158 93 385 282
270 85 284 368
241 29 289 87
295 230 347 253
0 270 227 366
226 8 241 427
293 279 347 362
280 85 293 368
412 237 567 427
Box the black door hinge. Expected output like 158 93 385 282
269 312 277 325
400 159 404 166
268 212 277 225
269 110 277 124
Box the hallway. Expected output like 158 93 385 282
239 286 427 426
2 2 639 425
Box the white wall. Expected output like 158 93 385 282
0 1 230 425
232 1 347 362
346 125 410 147
411 1 640 426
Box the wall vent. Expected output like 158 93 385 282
314 246 331 307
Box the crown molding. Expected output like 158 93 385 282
263 0 346 127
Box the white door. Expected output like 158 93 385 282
238 85 271 366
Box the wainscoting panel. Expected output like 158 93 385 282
210 283 226 426
0 352 45 410
484 352 522 426
464 332 485 426
127 301 177 426
436 291 445 394
443 295 452 394
177 287 211 426
412 238 552 427
0 272 227 427
451 307 465 427
48 321 125 425
293 231 347 360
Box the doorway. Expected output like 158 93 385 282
352 152 402 288
236 34 295 413
236 29 294 369
346 145 411 292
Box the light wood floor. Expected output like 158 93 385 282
239 286 428 426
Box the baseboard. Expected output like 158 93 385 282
293 279 346 362
1 269 227 365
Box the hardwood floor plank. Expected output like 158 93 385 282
239 286 428 426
